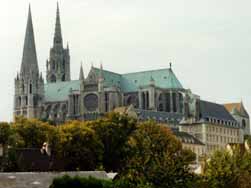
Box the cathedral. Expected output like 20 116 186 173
14 3 250 148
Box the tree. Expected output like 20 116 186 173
118 121 196 188
0 122 12 171
90 113 137 172
58 121 104 171
12 116 54 148
0 122 12 145
204 147 251 188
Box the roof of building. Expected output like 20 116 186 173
121 68 183 92
173 131 205 145
93 67 183 92
224 102 249 118
92 67 122 88
200 100 236 122
136 109 183 123
44 67 183 102
44 80 81 102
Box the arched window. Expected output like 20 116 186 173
165 93 171 112
159 104 164 111
142 92 146 109
172 93 177 113
51 75 56 83
242 119 246 128
29 84 32 94
159 94 163 101
18 96 21 107
179 93 184 113
25 96 28 105
146 91 149 110
61 74 65 81
51 61 56 70
22 84 25 93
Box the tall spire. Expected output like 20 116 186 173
54 2 63 47
99 63 104 81
20 4 39 77
79 62 84 80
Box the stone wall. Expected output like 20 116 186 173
0 171 109 188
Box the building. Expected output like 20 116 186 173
224 102 250 135
179 100 244 154
14 4 200 125
173 131 206 160
13 4 250 154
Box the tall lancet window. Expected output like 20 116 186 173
29 84 32 94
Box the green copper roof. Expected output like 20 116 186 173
44 80 81 102
121 68 183 92
93 67 183 92
44 68 183 102
92 68 122 88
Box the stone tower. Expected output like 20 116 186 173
14 5 44 119
46 3 70 83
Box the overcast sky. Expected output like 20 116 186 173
1 0 251 121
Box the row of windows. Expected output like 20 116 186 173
207 126 239 136
205 117 239 127
206 134 239 143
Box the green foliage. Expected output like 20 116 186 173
58 121 104 171
49 175 113 188
119 121 196 188
90 112 137 172
0 122 12 145
2 114 201 188
12 116 54 148
204 148 251 188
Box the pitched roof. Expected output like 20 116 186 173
173 131 205 145
93 67 183 92
44 67 183 102
224 103 249 118
121 68 183 92
92 67 122 88
200 100 236 122
136 109 183 123
44 80 81 102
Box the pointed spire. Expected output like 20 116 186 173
53 2 63 47
99 63 104 81
20 4 39 77
79 62 84 80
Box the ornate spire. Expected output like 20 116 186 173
20 4 39 77
99 63 104 81
79 62 84 80
53 2 63 47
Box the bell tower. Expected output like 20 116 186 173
46 2 70 83
14 5 44 119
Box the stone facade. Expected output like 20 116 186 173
180 122 243 154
